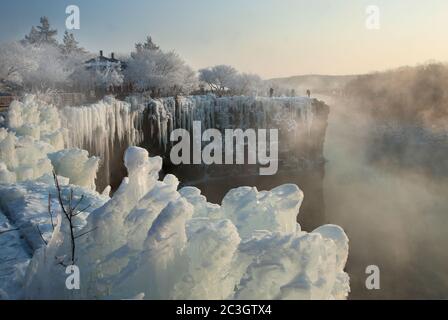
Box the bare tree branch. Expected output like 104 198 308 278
0 228 19 235
48 192 54 231
72 195 85 212
74 227 98 240
36 225 47 246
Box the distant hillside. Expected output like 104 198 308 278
269 74 357 96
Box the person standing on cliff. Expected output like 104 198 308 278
306 89 311 98
269 88 274 97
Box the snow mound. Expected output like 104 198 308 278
24 147 349 300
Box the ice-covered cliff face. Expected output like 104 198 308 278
140 95 315 152
59 94 315 154
0 94 325 189
55 94 327 191
24 147 350 300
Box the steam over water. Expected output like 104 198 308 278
322 95 448 299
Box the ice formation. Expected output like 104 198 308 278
57 94 313 161
0 95 99 188
0 95 107 298
0 94 349 300
37 95 317 189
23 147 349 300
141 95 314 152
60 96 144 166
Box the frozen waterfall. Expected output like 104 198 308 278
143 95 315 152
56 95 319 190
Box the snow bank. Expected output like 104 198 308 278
0 178 108 252
23 146 349 300
0 209 30 300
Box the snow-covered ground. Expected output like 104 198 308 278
0 209 30 299
0 95 349 300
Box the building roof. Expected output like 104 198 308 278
85 51 126 69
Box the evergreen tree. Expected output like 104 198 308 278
143 36 159 50
23 26 40 45
23 17 58 46
135 36 160 52
61 31 84 55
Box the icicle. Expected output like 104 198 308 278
59 96 144 179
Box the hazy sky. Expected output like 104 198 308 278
1 0 447 78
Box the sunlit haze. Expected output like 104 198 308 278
1 0 448 78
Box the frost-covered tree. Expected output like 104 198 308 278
231 73 264 96
23 27 40 46
60 31 85 56
198 65 238 95
0 41 73 92
135 36 160 52
125 40 197 96
0 42 36 91
199 65 265 96
93 64 124 89
23 17 58 46
23 44 71 90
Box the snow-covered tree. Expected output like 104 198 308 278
0 42 36 91
199 65 265 96
23 27 40 46
0 41 74 92
198 65 238 94
23 17 58 46
231 73 264 96
23 44 71 90
135 36 160 52
125 41 198 95
93 63 124 89
60 31 85 56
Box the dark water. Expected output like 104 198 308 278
184 167 326 231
